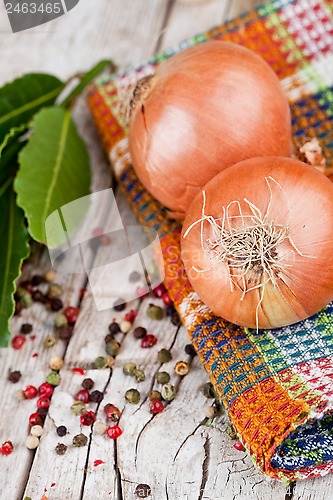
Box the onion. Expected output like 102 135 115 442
181 157 333 329
129 41 292 214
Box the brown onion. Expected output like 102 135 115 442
181 157 333 329
129 41 292 214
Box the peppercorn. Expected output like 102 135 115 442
129 270 141 282
55 443 68 455
107 356 116 367
21 292 33 308
133 326 147 339
54 314 68 329
94 422 107 435
162 292 172 307
20 323 33 334
174 361 189 376
165 305 175 317
225 424 237 440
31 425 43 437
149 398 164 414
74 389 90 403
49 356 63 371
157 348 172 363
50 298 63 311
135 369 145 383
37 397 50 409
161 383 175 401
14 301 23 315
233 440 246 452
8 370 21 383
45 269 57 282
141 334 157 348
56 426 67 437
23 385 38 399
153 284 165 298
109 321 121 334
44 336 57 348
104 333 114 344
125 388 140 404
147 304 163 320
135 484 151 498
90 390 104 403
120 320 132 333
12 335 26 350
39 382 54 398
25 435 39 450
113 299 126 311
156 371 170 385
170 311 181 327
184 344 197 357
71 401 86 416
105 340 120 357
149 390 162 401
29 412 43 427
32 290 46 303
0 441 14 455
123 362 137 376
15 389 25 401
82 378 94 390
48 283 63 299
72 433 88 447
104 404 121 421
204 406 218 419
46 371 61 386
106 425 123 439
58 326 73 340
80 410 96 426
31 275 43 286
93 356 108 369
37 408 48 418
202 382 216 399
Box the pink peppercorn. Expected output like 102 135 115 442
153 284 165 298
64 306 79 325
38 382 54 398
0 441 13 455
12 335 26 350
141 334 157 348
23 385 38 400
80 410 96 426
233 440 245 452
162 292 172 307
29 412 43 427
37 397 50 409
124 309 137 323
74 390 90 403
149 398 164 414
106 425 123 439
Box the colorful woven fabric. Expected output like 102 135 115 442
87 0 333 481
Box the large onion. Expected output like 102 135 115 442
129 41 292 214
181 157 333 329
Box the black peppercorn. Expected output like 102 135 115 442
32 290 47 303
109 321 121 334
20 323 33 334
113 299 126 312
50 298 63 311
55 443 67 455
37 408 48 418
184 344 197 357
82 378 94 390
8 370 21 383
104 333 114 343
90 390 104 403
170 311 181 327
31 275 44 286
133 326 147 339
58 326 73 340
135 484 151 498
56 426 67 437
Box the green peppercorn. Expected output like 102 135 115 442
135 369 145 383
48 283 63 299
72 433 88 447
125 388 140 404
149 390 162 401
46 371 61 386
202 382 215 399
55 443 67 455
156 371 170 385
123 362 137 376
54 313 68 329
174 361 189 376
105 340 120 357
157 348 172 364
44 336 57 348
93 356 108 369
16 287 27 298
147 304 164 320
71 401 86 415
161 383 175 401
225 424 237 440
21 292 32 308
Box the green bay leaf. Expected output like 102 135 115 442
0 73 64 143
15 107 91 247
0 180 30 347
0 125 28 186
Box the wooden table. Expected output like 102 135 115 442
0 1 331 498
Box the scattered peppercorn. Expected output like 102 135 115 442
46 371 61 386
129 271 141 282
123 362 137 376
162 292 172 307
37 408 48 418
80 410 96 426
71 401 86 415
202 382 216 399
141 334 157 348
125 388 140 404
133 326 147 339
161 383 176 402
105 340 120 357
23 385 38 400
20 323 33 334
184 344 197 357
39 382 54 398
82 378 94 390
135 369 145 383
149 398 164 414
54 314 68 329
21 292 33 308
29 412 43 427
153 284 165 298
74 390 90 403
0 441 14 455
157 348 172 363
170 310 181 327
174 361 189 376
55 443 68 455
106 425 123 439
49 356 64 371
32 290 46 303
50 298 63 311
225 424 237 440
72 433 88 447
44 336 57 348
109 321 121 334
12 335 26 350
94 422 107 435
104 404 121 421
14 301 23 315
120 320 132 333
113 299 126 312
58 326 73 341
90 390 104 404
64 306 79 325
135 484 151 498
156 371 170 385
149 390 162 401
204 406 218 419
56 426 67 437
25 435 39 450
125 309 137 323
15 389 25 401
233 440 245 452
146 304 163 320
93 356 108 369
104 333 114 344
48 283 63 299
45 269 57 282
31 425 43 437
31 275 43 286
37 397 50 409
8 370 21 383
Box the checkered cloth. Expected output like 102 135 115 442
88 0 333 481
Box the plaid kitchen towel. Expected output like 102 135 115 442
87 0 333 481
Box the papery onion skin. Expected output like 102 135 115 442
181 157 333 329
129 41 292 214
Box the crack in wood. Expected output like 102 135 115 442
134 414 155 466
173 421 204 463
198 435 211 500
115 439 124 500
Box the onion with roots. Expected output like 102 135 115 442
129 41 292 214
181 157 333 330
